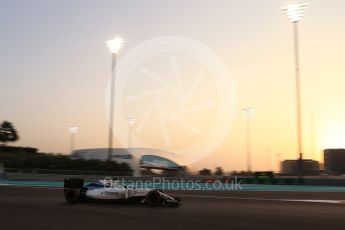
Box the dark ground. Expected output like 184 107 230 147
0 186 345 230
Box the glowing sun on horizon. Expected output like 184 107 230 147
321 121 345 149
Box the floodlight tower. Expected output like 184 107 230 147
282 2 309 176
69 126 79 153
126 118 136 148
242 107 255 172
106 37 125 161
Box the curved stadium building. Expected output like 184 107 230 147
70 148 184 176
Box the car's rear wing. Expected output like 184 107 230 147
64 178 84 189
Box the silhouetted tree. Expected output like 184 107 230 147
199 168 212 176
0 146 133 175
214 167 224 176
0 121 19 146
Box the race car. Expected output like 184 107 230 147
63 178 181 207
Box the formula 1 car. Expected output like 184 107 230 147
63 178 181 207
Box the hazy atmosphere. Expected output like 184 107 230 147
1 0 345 171
2 2 345 230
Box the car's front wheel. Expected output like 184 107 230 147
145 190 162 207
64 188 80 204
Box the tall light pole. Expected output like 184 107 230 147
106 37 125 161
276 153 281 173
266 147 272 171
309 112 316 160
126 117 136 148
69 126 78 153
242 107 255 172
282 2 309 176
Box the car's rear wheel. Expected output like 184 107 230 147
64 188 80 204
145 190 162 207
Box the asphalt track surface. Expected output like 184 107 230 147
1 186 345 230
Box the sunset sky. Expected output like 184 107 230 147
1 0 345 172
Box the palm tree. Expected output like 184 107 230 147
0 121 19 145
199 168 212 176
214 167 224 176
